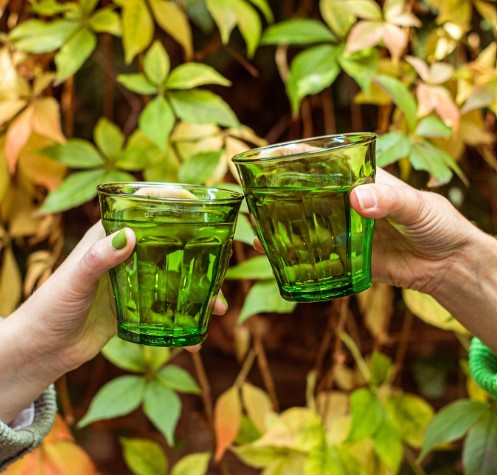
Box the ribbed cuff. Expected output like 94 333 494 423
468 337 497 398
0 385 57 472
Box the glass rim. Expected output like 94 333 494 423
232 132 377 163
97 182 244 204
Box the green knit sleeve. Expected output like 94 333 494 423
468 337 497 398
0 385 57 471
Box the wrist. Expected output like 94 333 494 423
431 229 497 353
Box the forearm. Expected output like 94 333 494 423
0 312 63 424
432 229 497 354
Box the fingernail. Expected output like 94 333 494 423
112 229 127 250
355 188 377 210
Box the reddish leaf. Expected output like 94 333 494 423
382 24 408 61
345 21 384 53
5 104 34 173
214 386 242 461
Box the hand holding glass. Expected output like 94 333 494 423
98 183 243 347
232 133 376 302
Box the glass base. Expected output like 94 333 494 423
118 323 207 347
279 275 372 303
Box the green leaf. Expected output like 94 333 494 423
226 255 274 280
247 0 273 22
338 47 379 92
101 337 146 373
286 45 340 114
232 0 261 58
178 150 223 184
94 117 125 160
78 375 146 427
118 130 162 170
386 393 434 449
9 19 80 53
89 8 122 36
41 169 133 213
170 452 211 475
169 90 239 128
373 419 403 473
144 40 170 86
149 0 193 60
120 437 168 475
239 280 296 323
234 213 256 245
347 388 384 441
419 399 487 460
205 0 238 45
30 0 72 16
143 379 182 446
55 27 96 82
369 351 393 387
166 63 231 89
462 409 497 475
156 365 200 394
122 0 154 64
415 115 452 138
376 131 410 167
117 73 158 95
374 75 418 132
139 96 175 151
410 139 462 186
141 346 172 373
40 139 104 168
79 0 99 15
260 19 336 45
320 0 356 38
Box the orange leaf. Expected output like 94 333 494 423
43 442 96 475
43 414 75 444
214 386 241 461
5 104 34 173
32 98 66 144
0 244 22 316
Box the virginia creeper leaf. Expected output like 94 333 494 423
122 0 154 64
55 27 96 82
261 18 336 45
101 337 146 373
143 379 182 446
347 388 384 441
120 437 168 475
139 96 175 151
117 73 158 95
214 385 242 461
94 117 124 160
78 375 146 427
144 40 170 86
40 139 104 168
225 256 274 280
156 365 200 394
170 452 211 475
166 63 231 89
178 150 223 184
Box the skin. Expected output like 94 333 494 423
0 223 227 424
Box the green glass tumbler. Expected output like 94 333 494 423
98 182 244 347
232 133 376 302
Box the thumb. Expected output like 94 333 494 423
350 183 429 226
63 227 136 297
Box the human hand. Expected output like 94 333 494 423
349 168 477 295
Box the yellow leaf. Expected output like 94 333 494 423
402 288 469 334
214 385 242 461
0 244 22 315
356 282 393 344
0 138 9 203
0 99 27 126
17 134 67 192
241 383 274 433
33 97 66 144
5 104 34 173
149 0 193 60
0 48 29 101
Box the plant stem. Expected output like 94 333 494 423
252 321 280 411
55 375 75 425
234 348 256 387
61 76 74 138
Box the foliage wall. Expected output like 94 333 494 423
0 0 496 473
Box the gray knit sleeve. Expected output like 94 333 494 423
0 385 57 471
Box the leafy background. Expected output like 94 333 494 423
0 0 496 474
